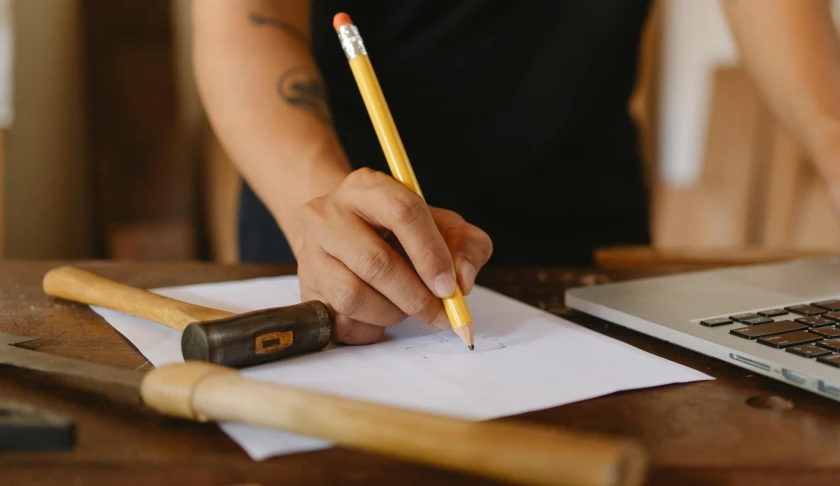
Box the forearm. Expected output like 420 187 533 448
192 0 350 251
723 0 840 181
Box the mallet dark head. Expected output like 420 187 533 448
41 266 335 369
181 300 333 368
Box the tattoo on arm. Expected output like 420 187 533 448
249 12 308 45
278 67 332 125
249 13 332 124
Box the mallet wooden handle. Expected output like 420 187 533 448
142 362 646 486
43 266 233 332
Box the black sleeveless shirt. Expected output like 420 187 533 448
239 0 652 265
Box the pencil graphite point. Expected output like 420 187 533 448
333 12 352 31
453 322 474 350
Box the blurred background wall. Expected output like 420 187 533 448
5 0 91 258
1 0 839 261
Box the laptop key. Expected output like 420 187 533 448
743 317 774 326
730 320 806 340
811 327 840 338
825 312 840 321
787 344 832 358
758 331 822 348
794 316 836 328
786 305 827 316
818 339 840 352
700 317 733 327
814 300 840 311
817 354 840 368
758 309 787 317
730 313 761 322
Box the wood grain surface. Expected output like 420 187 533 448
42 266 234 332
3 261 840 485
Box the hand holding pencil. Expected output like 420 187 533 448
296 173 491 345
291 13 492 347
332 12 482 348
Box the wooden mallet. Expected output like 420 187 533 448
42 266 333 368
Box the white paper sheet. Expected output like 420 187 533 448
92 276 711 460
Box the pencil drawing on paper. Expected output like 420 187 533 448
406 336 507 359
402 321 449 343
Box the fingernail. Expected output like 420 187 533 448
458 260 477 295
433 271 457 298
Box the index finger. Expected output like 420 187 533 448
341 171 457 299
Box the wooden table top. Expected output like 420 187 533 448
3 261 840 485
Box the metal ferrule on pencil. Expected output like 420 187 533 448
337 24 367 60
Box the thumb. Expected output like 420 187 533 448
431 210 493 296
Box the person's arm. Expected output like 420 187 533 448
192 1 492 344
193 0 348 246
722 0 840 205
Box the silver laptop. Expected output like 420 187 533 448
565 256 840 401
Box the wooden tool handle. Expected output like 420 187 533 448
43 266 233 331
142 362 647 486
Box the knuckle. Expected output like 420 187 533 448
383 310 408 327
436 207 464 223
331 279 365 316
473 226 493 246
347 167 380 186
388 189 426 227
300 198 327 225
414 238 447 270
467 225 493 257
356 245 396 285
403 291 438 322
481 232 494 258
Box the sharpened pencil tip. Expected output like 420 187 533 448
453 322 474 350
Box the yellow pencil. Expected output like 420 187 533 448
333 12 474 349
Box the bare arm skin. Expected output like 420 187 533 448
723 0 840 206
193 0 348 243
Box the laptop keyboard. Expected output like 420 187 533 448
696 299 840 369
